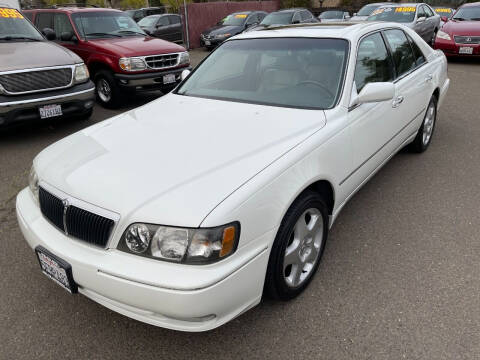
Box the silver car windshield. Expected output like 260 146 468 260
177 38 349 110
367 7 417 23
0 8 43 41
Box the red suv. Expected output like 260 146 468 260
25 8 190 108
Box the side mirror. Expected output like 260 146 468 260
42 28 56 41
144 28 152 35
416 16 426 23
441 16 448 22
181 69 191 81
353 82 395 106
60 31 76 42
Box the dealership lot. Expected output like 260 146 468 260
1 51 480 358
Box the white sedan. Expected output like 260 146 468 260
17 22 449 332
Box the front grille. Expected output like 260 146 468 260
39 187 114 247
0 67 72 94
144 54 179 69
454 36 480 44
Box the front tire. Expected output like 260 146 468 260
94 70 122 108
409 95 437 153
264 191 329 300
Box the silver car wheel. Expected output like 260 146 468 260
283 208 324 288
97 78 112 103
422 101 436 146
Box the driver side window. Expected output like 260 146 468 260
354 32 394 93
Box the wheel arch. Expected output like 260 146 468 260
432 87 440 101
87 61 114 78
297 179 335 216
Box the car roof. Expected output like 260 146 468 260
233 21 402 40
27 7 122 13
460 2 480 7
379 3 422 8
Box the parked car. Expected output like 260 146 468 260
350 2 391 21
367 4 441 45
125 7 166 23
245 8 318 32
24 8 190 108
434 2 480 57
138 14 182 43
200 11 267 49
17 21 449 332
433 6 455 27
318 10 350 22
0 5 94 127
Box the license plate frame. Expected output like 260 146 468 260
459 46 473 54
35 246 78 294
39 104 62 119
205 40 211 46
163 73 176 84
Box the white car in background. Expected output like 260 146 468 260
17 22 449 332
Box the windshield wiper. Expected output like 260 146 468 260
85 32 122 38
470 17 480 21
0 36 41 41
453 17 466 21
115 30 146 36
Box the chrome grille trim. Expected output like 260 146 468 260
0 65 76 95
142 52 182 70
454 36 480 44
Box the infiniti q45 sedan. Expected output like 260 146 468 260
17 22 449 332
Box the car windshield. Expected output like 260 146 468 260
367 7 416 23
0 8 43 41
138 15 159 27
260 12 293 26
434 8 454 18
453 7 480 21
222 13 248 26
72 11 146 38
357 4 383 16
320 11 344 19
177 38 349 110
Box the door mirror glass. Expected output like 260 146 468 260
441 16 448 22
356 82 395 105
181 69 191 81
416 16 426 23
60 31 75 42
42 27 56 41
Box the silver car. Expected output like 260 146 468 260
367 3 441 45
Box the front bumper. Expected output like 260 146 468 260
0 81 95 127
16 188 270 332
200 36 224 48
435 38 480 56
114 66 191 91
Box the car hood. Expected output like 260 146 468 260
0 41 82 72
88 36 185 57
203 25 243 36
443 20 480 36
35 94 326 227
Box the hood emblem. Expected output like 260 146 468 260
466 37 472 42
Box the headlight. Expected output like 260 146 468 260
178 51 190 66
118 222 240 264
74 64 89 84
436 30 451 41
28 166 39 204
215 33 231 39
119 57 147 72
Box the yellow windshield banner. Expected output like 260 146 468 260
371 8 384 15
235 14 247 18
0 7 24 18
435 8 452 13
395 7 416 12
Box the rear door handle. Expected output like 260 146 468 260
392 95 404 108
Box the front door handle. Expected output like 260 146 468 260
425 74 433 82
392 95 404 108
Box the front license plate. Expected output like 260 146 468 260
459 46 473 54
35 246 78 294
205 40 211 46
39 104 62 119
163 73 176 84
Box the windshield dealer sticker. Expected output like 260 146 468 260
0 8 24 18
436 8 452 13
235 14 247 18
395 7 416 12
371 8 384 15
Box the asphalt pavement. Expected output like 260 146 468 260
1 52 480 359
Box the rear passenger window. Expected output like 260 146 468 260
169 15 180 24
36 13 53 31
354 32 394 92
407 34 426 66
300 10 312 21
158 16 169 26
384 29 416 78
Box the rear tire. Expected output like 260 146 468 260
94 70 122 109
264 191 329 300
409 95 437 153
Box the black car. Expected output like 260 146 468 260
245 8 317 32
200 11 267 50
138 14 183 43
125 7 166 23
